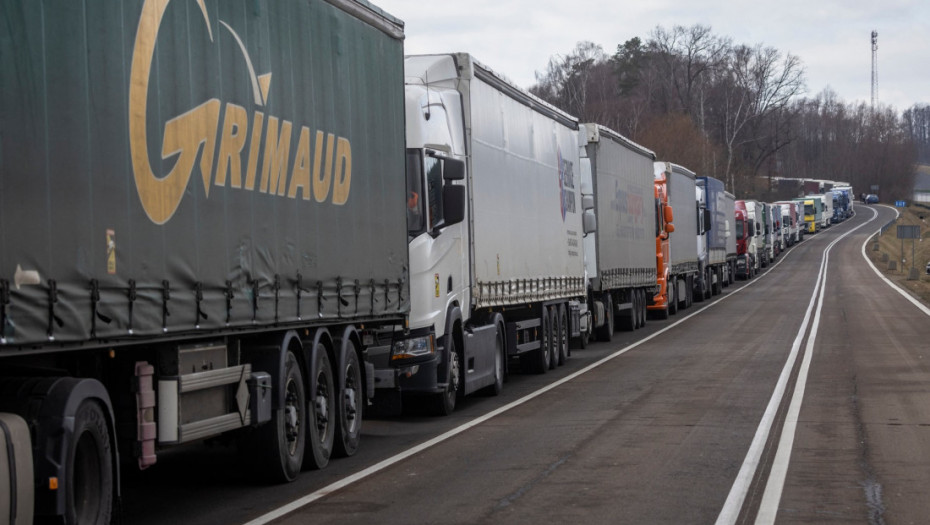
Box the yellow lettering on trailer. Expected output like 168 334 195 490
129 0 354 224
332 137 352 205
215 103 248 189
288 127 313 200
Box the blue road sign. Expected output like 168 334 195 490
895 200 907 207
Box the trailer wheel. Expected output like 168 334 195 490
638 289 647 327
547 308 559 370
631 290 639 327
532 308 551 373
556 305 568 366
67 401 113 525
595 294 613 342
261 351 307 480
334 344 362 457
305 347 334 469
685 275 694 308
620 292 636 332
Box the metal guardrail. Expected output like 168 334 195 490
879 216 898 236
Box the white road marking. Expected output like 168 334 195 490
243 255 768 524
717 210 878 525
860 207 930 317
246 212 900 525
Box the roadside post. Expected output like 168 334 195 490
897 224 921 280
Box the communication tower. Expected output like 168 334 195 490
871 31 878 108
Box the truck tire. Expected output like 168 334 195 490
534 309 552 373
434 337 460 415
668 277 678 316
638 289 647 327
556 305 568 366
619 293 636 332
685 275 694 308
334 343 362 458
258 351 307 481
306 348 334 469
595 294 614 342
0 412 33 525
67 401 113 525
548 308 559 370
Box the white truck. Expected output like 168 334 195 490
370 53 593 415
822 191 835 227
580 125 657 341
696 176 734 299
744 200 764 273
775 201 798 246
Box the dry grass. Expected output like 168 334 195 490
865 203 930 306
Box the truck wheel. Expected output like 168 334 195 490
576 311 590 349
668 277 678 315
67 401 113 525
556 305 568 366
685 275 694 308
334 344 362 457
265 351 307 480
638 289 647 327
435 338 460 415
548 308 559 369
305 348 334 470
595 294 614 342
535 308 552 373
631 291 640 328
620 293 636 332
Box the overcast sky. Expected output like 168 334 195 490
375 0 929 112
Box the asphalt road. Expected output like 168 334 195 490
121 204 926 525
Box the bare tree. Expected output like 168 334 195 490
706 44 805 191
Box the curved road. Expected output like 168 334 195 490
122 204 927 525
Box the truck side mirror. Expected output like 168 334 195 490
664 205 674 224
443 157 465 181
665 222 675 233
703 210 712 232
582 194 595 211
441 185 465 227
583 209 597 235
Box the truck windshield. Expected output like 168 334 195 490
406 149 426 237
805 204 814 215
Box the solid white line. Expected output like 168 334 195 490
716 212 877 525
243 266 758 525
755 242 831 522
860 207 930 317
715 248 824 525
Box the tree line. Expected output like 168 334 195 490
530 25 922 201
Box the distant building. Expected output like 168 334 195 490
914 169 930 204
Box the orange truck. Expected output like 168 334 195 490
649 162 700 318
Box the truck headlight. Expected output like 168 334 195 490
391 334 435 361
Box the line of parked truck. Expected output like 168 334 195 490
0 1 854 523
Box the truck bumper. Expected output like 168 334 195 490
368 343 444 395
